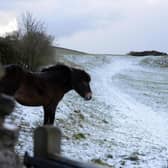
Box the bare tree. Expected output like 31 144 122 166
19 12 55 70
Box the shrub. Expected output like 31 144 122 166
0 12 55 71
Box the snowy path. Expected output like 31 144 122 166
7 55 168 168
90 56 168 167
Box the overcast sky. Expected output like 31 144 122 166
0 0 168 54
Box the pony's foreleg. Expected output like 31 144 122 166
43 103 57 125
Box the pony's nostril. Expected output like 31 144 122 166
85 92 92 100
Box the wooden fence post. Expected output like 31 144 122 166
34 126 62 159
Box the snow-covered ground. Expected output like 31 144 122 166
6 55 168 168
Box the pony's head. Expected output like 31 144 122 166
71 68 92 101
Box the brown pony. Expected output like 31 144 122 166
0 64 92 125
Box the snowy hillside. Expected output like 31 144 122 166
7 54 168 168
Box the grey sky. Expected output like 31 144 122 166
0 0 168 54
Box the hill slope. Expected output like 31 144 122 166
53 46 88 56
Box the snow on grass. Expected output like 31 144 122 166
6 54 168 168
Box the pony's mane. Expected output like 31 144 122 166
41 64 70 72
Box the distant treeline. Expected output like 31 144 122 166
0 12 55 71
128 50 167 56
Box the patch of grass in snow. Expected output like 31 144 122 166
73 133 86 140
91 159 114 168
125 152 140 161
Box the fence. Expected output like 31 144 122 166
24 126 101 168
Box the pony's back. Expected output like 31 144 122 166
41 64 70 72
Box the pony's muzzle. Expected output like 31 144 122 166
84 92 92 100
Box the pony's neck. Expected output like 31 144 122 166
48 72 72 93
62 81 73 93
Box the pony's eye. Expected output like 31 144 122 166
87 77 91 82
83 81 88 86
